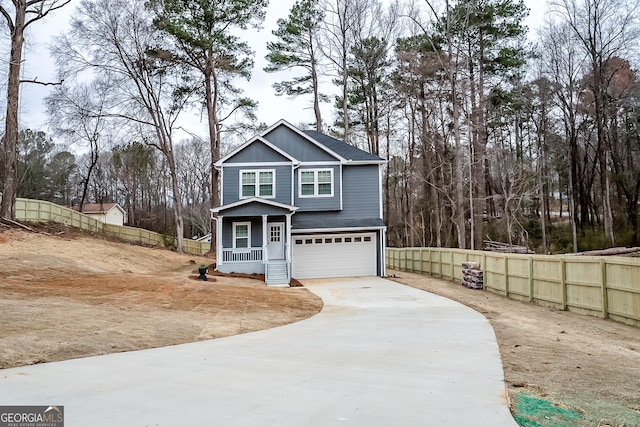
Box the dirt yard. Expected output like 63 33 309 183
0 225 322 369
390 270 640 427
1 225 639 426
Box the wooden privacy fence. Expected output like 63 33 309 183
8 197 210 255
386 247 640 328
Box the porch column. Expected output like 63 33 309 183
216 215 223 268
262 214 268 264
285 214 292 262
381 228 387 277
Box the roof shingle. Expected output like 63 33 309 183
303 130 385 162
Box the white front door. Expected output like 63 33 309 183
266 222 285 260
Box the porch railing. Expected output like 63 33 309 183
222 247 263 263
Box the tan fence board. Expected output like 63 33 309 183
9 197 209 256
386 247 640 328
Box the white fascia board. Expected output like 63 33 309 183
292 226 387 234
211 196 298 214
263 119 347 163
345 159 387 165
215 135 300 167
298 161 342 166
221 162 293 168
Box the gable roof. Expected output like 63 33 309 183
216 120 386 166
264 120 385 164
79 203 125 215
302 130 385 163
216 135 299 167
210 197 298 214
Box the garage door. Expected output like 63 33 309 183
291 232 377 279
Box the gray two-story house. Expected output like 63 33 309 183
211 120 386 285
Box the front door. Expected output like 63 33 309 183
266 222 285 260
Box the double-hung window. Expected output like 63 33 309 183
299 169 333 197
240 170 275 198
233 222 251 248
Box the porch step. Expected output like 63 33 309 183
266 262 290 286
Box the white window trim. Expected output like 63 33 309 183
232 221 251 248
298 168 334 198
239 169 276 199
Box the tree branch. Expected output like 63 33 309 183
25 0 71 28
0 5 15 33
20 77 64 86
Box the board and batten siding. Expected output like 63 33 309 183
264 126 336 162
222 165 292 206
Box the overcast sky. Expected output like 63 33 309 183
4 0 547 143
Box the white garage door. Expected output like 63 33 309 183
292 232 377 279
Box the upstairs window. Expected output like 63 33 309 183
299 169 333 197
241 170 275 198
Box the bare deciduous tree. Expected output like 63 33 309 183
0 0 70 219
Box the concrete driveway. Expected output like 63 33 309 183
0 277 517 426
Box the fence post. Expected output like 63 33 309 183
450 251 455 280
528 256 534 302
504 255 509 297
601 259 609 319
427 248 432 275
561 258 567 311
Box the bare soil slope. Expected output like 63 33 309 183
0 226 322 369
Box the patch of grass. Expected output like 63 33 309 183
511 389 585 427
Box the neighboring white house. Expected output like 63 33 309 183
80 203 127 226
196 233 212 243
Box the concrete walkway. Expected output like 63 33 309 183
0 277 517 426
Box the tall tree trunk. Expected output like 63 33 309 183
311 58 322 132
475 33 487 252
205 61 221 255
79 147 99 213
342 58 350 142
444 0 466 249
168 152 184 253
468 41 484 250
1 5 25 220
407 109 416 247
384 113 390 229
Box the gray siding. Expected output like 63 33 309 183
264 126 337 162
294 165 341 212
226 140 291 163
342 164 380 217
222 165 292 205
220 215 287 248
222 217 263 248
292 164 380 225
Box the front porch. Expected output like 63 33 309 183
212 200 297 285
220 246 290 285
